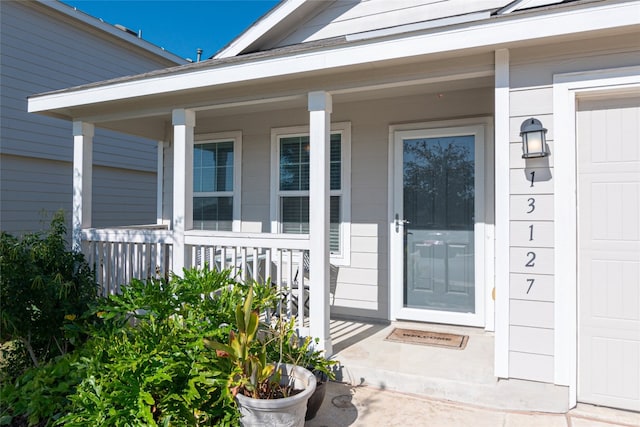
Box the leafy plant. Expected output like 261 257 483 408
0 211 97 373
0 351 87 427
57 268 244 426
204 285 286 400
266 317 337 382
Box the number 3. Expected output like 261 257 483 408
527 198 535 214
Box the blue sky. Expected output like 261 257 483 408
61 1 280 60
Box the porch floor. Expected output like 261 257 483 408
330 318 569 413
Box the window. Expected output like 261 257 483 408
271 123 350 264
193 132 241 231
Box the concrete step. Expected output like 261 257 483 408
330 319 569 413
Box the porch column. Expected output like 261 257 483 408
308 91 333 356
494 49 510 378
72 121 94 252
156 140 164 225
172 109 195 275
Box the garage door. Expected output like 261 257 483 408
577 95 640 411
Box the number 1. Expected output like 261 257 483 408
529 170 535 187
529 224 534 241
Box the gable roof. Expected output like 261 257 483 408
214 0 583 59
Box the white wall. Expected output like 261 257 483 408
506 31 640 383
272 0 508 48
0 1 180 235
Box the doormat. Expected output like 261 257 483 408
385 328 468 350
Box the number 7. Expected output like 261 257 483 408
526 279 535 294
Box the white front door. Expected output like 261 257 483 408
391 125 485 326
577 95 640 411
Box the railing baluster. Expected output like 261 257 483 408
241 247 247 283
297 251 304 330
265 248 272 285
287 249 294 317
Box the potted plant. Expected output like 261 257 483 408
267 317 337 420
204 285 316 427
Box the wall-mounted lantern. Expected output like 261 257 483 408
520 118 549 159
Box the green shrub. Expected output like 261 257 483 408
0 211 97 373
2 263 303 426
58 268 260 426
0 351 87 426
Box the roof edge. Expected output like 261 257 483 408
214 0 313 59
40 0 188 64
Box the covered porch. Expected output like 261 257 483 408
56 48 497 358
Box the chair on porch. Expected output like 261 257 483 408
285 251 339 316
289 251 310 314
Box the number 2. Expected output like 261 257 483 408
525 251 536 267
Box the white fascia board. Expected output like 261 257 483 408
28 1 640 115
38 0 186 64
214 0 307 59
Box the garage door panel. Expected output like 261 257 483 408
587 181 639 241
577 95 640 411
589 259 639 322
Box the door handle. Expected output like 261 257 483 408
395 214 410 232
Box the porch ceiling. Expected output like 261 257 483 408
54 50 497 140
87 72 494 140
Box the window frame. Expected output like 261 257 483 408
193 131 242 232
270 122 351 265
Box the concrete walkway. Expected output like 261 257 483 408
306 381 640 427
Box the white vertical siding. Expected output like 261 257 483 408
0 1 180 235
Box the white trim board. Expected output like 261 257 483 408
494 48 510 378
269 122 352 266
194 131 243 232
552 65 640 408
387 117 494 329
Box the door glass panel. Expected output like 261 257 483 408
403 135 475 313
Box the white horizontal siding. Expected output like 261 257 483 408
274 0 508 47
0 154 156 235
510 351 554 383
1 1 178 235
1 1 176 164
505 33 640 384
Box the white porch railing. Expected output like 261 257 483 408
81 227 312 332
185 230 311 332
81 225 173 296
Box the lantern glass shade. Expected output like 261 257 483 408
520 118 548 158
